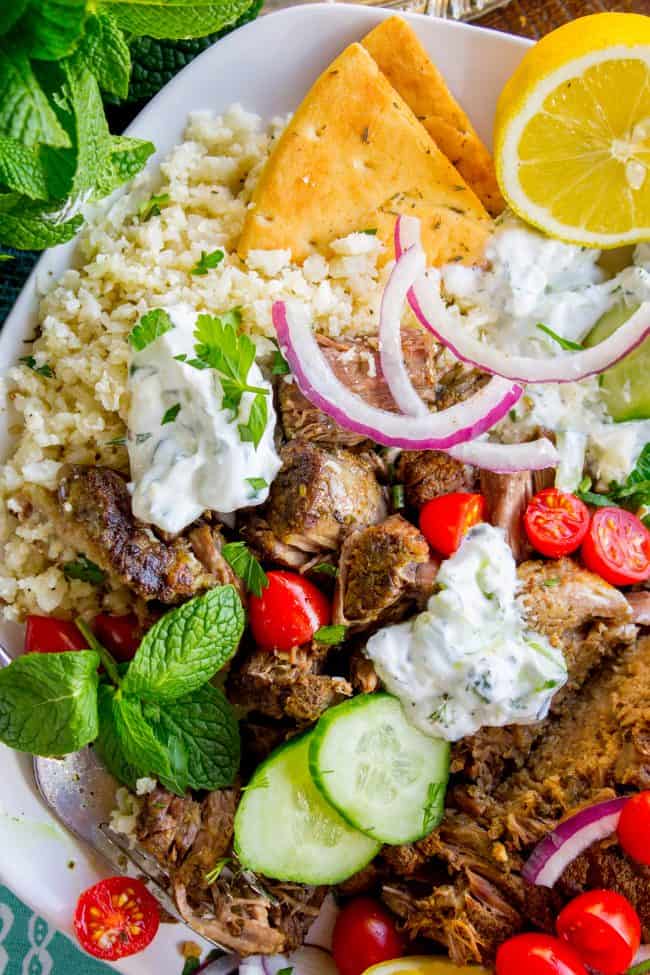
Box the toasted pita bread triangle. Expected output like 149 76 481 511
238 42 491 267
363 17 504 216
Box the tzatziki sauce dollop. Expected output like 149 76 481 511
365 523 567 742
127 304 281 534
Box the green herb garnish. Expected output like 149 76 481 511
392 484 405 510
246 476 268 492
221 541 268 598
238 392 268 450
312 563 338 577
422 781 445 834
162 403 181 425
204 856 231 886
63 555 105 586
271 347 290 376
129 308 173 351
314 624 347 645
577 445 650 517
138 192 170 222
105 435 127 446
536 323 584 351
360 228 377 235
191 248 224 275
0 254 13 261
19 355 53 377
181 959 200 975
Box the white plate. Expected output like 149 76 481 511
0 6 530 971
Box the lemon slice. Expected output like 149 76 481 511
494 13 650 247
363 957 490 975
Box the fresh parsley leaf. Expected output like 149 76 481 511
173 353 188 362
277 968 294 975
576 445 650 514
162 403 181 425
246 476 267 492
122 585 245 702
422 781 446 833
142 683 240 791
19 354 53 377
193 311 267 413
312 563 338 577
0 651 100 756
221 541 268 598
77 12 131 99
536 323 584 352
129 308 173 351
314 624 347 645
191 248 224 275
238 392 267 449
205 856 231 886
63 555 105 585
138 192 170 221
271 347 290 376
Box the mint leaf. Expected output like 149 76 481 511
162 403 181 425
0 651 100 756
18 0 87 61
129 308 173 351
221 541 268 598
314 624 347 645
238 392 268 449
19 354 54 377
536 323 584 352
0 45 69 147
142 683 240 791
0 137 49 200
94 684 141 789
63 555 105 585
0 0 29 35
106 135 154 187
100 0 256 40
59 56 114 202
102 687 182 790
138 192 169 221
0 254 14 261
0 200 83 248
122 585 245 702
191 248 224 275
77 13 131 99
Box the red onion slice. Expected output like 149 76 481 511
379 244 428 417
447 438 558 472
272 301 522 450
305 893 339 951
395 216 650 386
522 797 629 888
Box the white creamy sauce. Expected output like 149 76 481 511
365 524 567 742
127 304 281 534
440 215 650 486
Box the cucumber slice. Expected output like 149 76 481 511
309 693 450 845
234 731 380 884
584 303 649 421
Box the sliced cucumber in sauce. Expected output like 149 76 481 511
309 693 450 845
585 302 649 421
234 731 380 884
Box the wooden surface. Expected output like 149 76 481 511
476 0 649 38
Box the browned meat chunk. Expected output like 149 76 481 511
137 786 325 955
54 466 235 602
480 471 534 562
452 558 635 791
349 648 380 694
333 515 438 631
627 590 650 625
395 451 476 509
278 331 484 448
228 648 352 724
242 441 387 569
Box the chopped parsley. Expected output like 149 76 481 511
246 477 268 492
312 563 338 577
105 435 127 446
63 556 105 585
543 577 561 588
361 228 377 235
238 393 268 450
162 403 181 425
277 968 294 975
138 193 170 222
271 346 291 376
314 624 347 645
191 249 224 276
576 446 650 525
204 856 231 886
19 355 53 378
222 541 268 598
392 484 405 510
536 323 584 351
128 308 174 351
135 432 152 444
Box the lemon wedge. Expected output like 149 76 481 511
494 13 650 247
363 957 490 975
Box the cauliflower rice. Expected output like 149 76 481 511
0 105 391 623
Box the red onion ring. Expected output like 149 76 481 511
522 797 629 888
379 243 428 417
395 216 650 386
272 301 522 451
446 438 558 472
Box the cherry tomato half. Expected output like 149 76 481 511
93 614 141 662
524 488 590 558
247 570 331 652
557 889 641 975
24 615 87 653
618 792 650 866
581 507 650 586
332 897 405 975
74 876 159 960
496 933 587 975
419 492 487 557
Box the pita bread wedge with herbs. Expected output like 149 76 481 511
362 16 504 216
238 42 492 267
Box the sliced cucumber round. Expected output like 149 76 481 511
309 693 450 845
584 302 649 421
234 731 380 884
